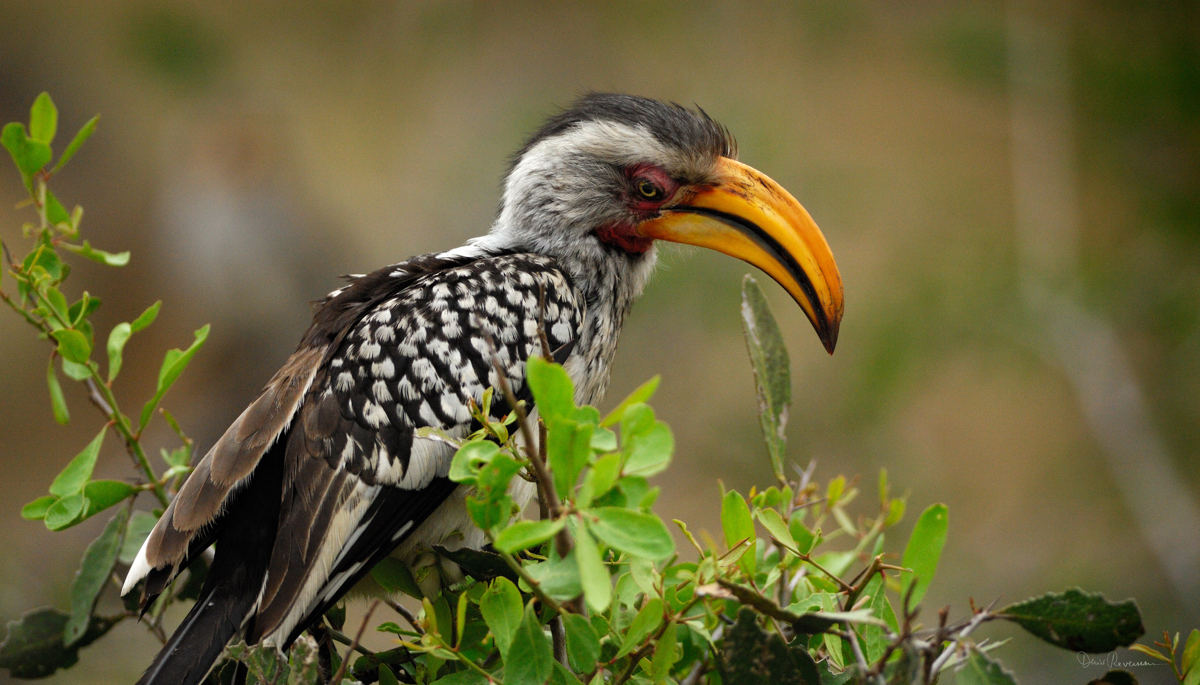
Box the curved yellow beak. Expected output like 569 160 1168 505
637 157 844 353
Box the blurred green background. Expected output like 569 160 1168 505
1 2 1198 683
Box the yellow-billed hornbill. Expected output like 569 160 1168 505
123 93 844 685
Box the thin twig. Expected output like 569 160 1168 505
330 600 380 685
385 599 423 635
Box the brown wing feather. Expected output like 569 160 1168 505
143 346 324 572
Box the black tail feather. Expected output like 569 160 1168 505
136 440 287 685
134 584 254 685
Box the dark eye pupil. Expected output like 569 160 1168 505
638 180 660 199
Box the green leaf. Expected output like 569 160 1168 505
547 417 593 499
587 507 675 561
431 671 488 685
756 507 798 555
370 557 423 599
997 588 1145 653
740 275 791 483
526 356 576 421
494 518 566 554
562 613 600 673
44 492 88 531
21 496 57 521
139 325 210 430
787 513 816 556
80 480 137 520
622 419 673 478
480 577 522 658
648 621 679 681
46 357 69 425
900 503 948 607
52 115 98 173
67 293 101 326
62 240 130 267
573 519 611 613
61 358 91 381
49 428 106 497
721 490 756 574
29 93 57 145
954 650 1017 685
2 122 51 189
65 508 127 645
52 329 91 364
449 440 500 484
131 300 161 332
119 511 159 564
0 607 118 678
579 452 621 508
617 598 663 658
504 601 554 685
600 375 660 427
106 322 132 382
45 190 70 226
1184 629 1200 685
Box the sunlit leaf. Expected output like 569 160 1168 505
617 598 663 658
51 329 91 365
900 503 948 606
721 489 756 575
20 496 57 521
139 325 209 430
1 122 51 190
49 428 106 497
51 115 98 173
130 300 161 332
43 492 87 531
80 481 137 520
46 357 69 425
587 507 675 561
480 576 522 658
573 519 611 613
526 356 575 421
493 518 565 554
28 93 57 145
62 241 129 267
106 323 131 382
600 375 660 427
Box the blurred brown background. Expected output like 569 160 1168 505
1 2 1197 683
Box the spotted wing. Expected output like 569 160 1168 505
125 251 584 648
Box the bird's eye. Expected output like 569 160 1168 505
635 178 664 201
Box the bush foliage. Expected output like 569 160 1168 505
1 93 1191 685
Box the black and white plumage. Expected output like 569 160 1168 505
125 93 844 685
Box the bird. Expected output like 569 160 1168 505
121 93 844 685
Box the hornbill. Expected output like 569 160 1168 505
123 93 844 685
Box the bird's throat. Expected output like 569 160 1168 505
594 222 654 254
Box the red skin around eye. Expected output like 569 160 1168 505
594 164 678 254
